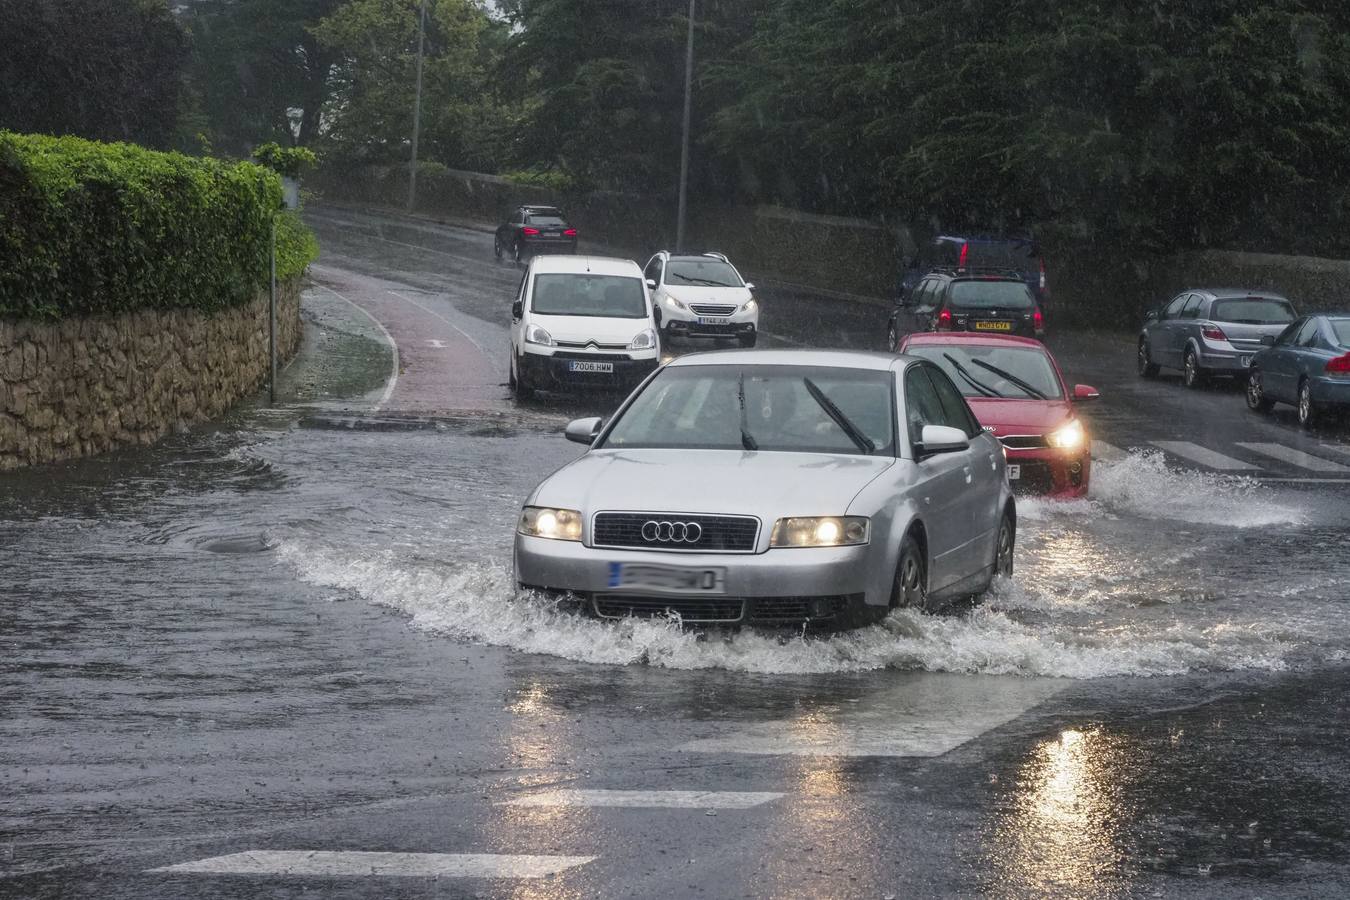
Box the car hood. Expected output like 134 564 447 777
662 284 752 305
528 313 653 345
531 448 895 519
965 398 1074 434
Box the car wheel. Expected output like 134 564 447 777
994 509 1015 580
887 322 899 353
513 241 523 265
890 533 927 611
1246 369 1274 413
493 235 503 259
1297 379 1317 428
510 355 534 400
1182 348 1203 388
1137 339 1159 378
738 332 757 348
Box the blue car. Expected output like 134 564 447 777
1246 314 1350 427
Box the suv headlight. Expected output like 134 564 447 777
628 328 656 350
524 324 554 346
664 296 686 311
770 516 869 548
741 299 757 313
518 506 582 541
1047 419 1084 450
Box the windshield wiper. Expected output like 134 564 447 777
669 274 728 287
969 358 1048 400
802 377 875 454
738 372 758 451
942 352 1001 398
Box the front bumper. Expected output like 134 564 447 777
1006 446 1091 498
514 535 878 624
664 318 757 340
519 351 658 392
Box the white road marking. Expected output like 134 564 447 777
1319 442 1350 459
1091 440 1126 461
425 339 447 348
149 851 594 878
313 283 400 412
500 789 783 809
387 289 493 358
678 674 1063 758
1236 442 1350 473
1151 441 1260 471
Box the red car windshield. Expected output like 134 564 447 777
906 344 1063 400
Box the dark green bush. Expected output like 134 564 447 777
0 131 319 320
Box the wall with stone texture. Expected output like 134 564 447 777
0 278 302 470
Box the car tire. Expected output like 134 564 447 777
994 508 1015 580
1297 379 1317 428
513 241 523 265
738 332 757 348
1246 369 1274 413
887 322 899 353
1137 339 1160 378
1182 348 1203 388
890 533 927 612
493 235 503 259
509 354 534 400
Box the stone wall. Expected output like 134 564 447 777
0 278 302 470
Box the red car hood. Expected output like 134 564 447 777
965 398 1074 435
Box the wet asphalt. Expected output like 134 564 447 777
3 205 1350 899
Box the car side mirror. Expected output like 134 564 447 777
1144 309 1159 322
744 282 755 291
1260 334 1276 346
511 300 523 319
645 278 657 290
564 417 603 445
1072 384 1101 401
916 424 969 458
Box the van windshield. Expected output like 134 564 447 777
531 273 647 318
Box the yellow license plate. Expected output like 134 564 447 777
975 321 1012 331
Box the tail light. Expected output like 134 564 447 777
1038 258 1046 291
1033 309 1044 331
522 227 540 236
1327 353 1350 375
1201 323 1227 341
563 228 577 237
937 308 952 330
958 243 969 269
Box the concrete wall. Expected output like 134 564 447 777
0 279 302 470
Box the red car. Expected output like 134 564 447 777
897 332 1100 498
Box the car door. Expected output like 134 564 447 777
1293 317 1334 391
903 364 974 594
926 364 1001 574
509 267 529 358
900 278 931 334
1148 293 1187 368
1264 317 1311 401
1170 293 1203 366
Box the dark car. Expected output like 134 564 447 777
1137 289 1297 388
494 205 578 262
899 235 1048 308
1246 313 1350 427
887 270 1045 350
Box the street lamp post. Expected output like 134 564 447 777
408 0 428 212
675 0 695 252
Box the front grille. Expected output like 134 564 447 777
593 594 746 623
689 304 738 316
554 340 629 351
551 350 632 361
748 595 854 624
1000 434 1049 450
592 512 760 553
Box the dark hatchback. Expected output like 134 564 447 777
888 271 1045 349
494 205 578 262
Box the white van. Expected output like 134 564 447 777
509 255 660 398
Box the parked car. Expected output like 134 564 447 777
899 332 1098 498
643 251 759 347
888 270 1045 350
494 205 578 262
899 235 1048 308
508 255 659 398
1137 289 1297 387
1246 313 1350 427
513 349 1016 627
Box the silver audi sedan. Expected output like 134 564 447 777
513 349 1016 628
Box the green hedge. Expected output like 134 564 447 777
0 131 318 320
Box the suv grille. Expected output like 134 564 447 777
689 304 737 317
592 512 760 552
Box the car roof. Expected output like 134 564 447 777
1186 288 1291 300
530 255 641 276
902 332 1047 350
665 349 902 372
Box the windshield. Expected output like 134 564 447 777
530 273 646 318
906 344 1063 400
948 281 1035 310
665 258 743 288
1211 297 1296 325
601 365 894 455
526 214 566 226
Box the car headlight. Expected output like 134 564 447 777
524 324 554 346
664 296 686 310
1047 419 1085 450
770 516 869 548
517 506 583 541
741 299 757 313
628 328 656 350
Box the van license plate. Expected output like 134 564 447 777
1006 464 1021 481
608 563 726 594
697 317 729 325
568 361 613 373
975 321 1013 331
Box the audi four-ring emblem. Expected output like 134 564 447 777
641 520 703 543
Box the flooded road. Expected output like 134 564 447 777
4 205 1350 897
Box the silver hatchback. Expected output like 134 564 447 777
1138 289 1298 388
513 349 1016 628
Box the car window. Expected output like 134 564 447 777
643 257 663 283
1163 294 1189 319
1211 297 1296 325
906 343 1064 400
526 214 566 226
1179 295 1203 319
947 280 1035 310
530 273 648 318
903 365 950 446
1295 318 1321 347
1330 318 1350 347
665 258 743 288
1275 318 1305 345
913 279 934 309
924 365 983 437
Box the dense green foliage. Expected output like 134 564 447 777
252 142 319 179
0 133 317 321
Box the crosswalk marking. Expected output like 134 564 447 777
1320 442 1350 459
1236 442 1350 473
500 789 783 809
1151 441 1261 471
149 851 594 878
1091 440 1125 461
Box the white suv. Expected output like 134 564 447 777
643 251 759 347
509 255 660 399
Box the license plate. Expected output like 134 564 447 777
1007 464 1021 481
975 321 1013 331
608 563 726 594
568 360 613 373
697 317 729 325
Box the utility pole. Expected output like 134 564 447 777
675 0 695 252
408 0 428 212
